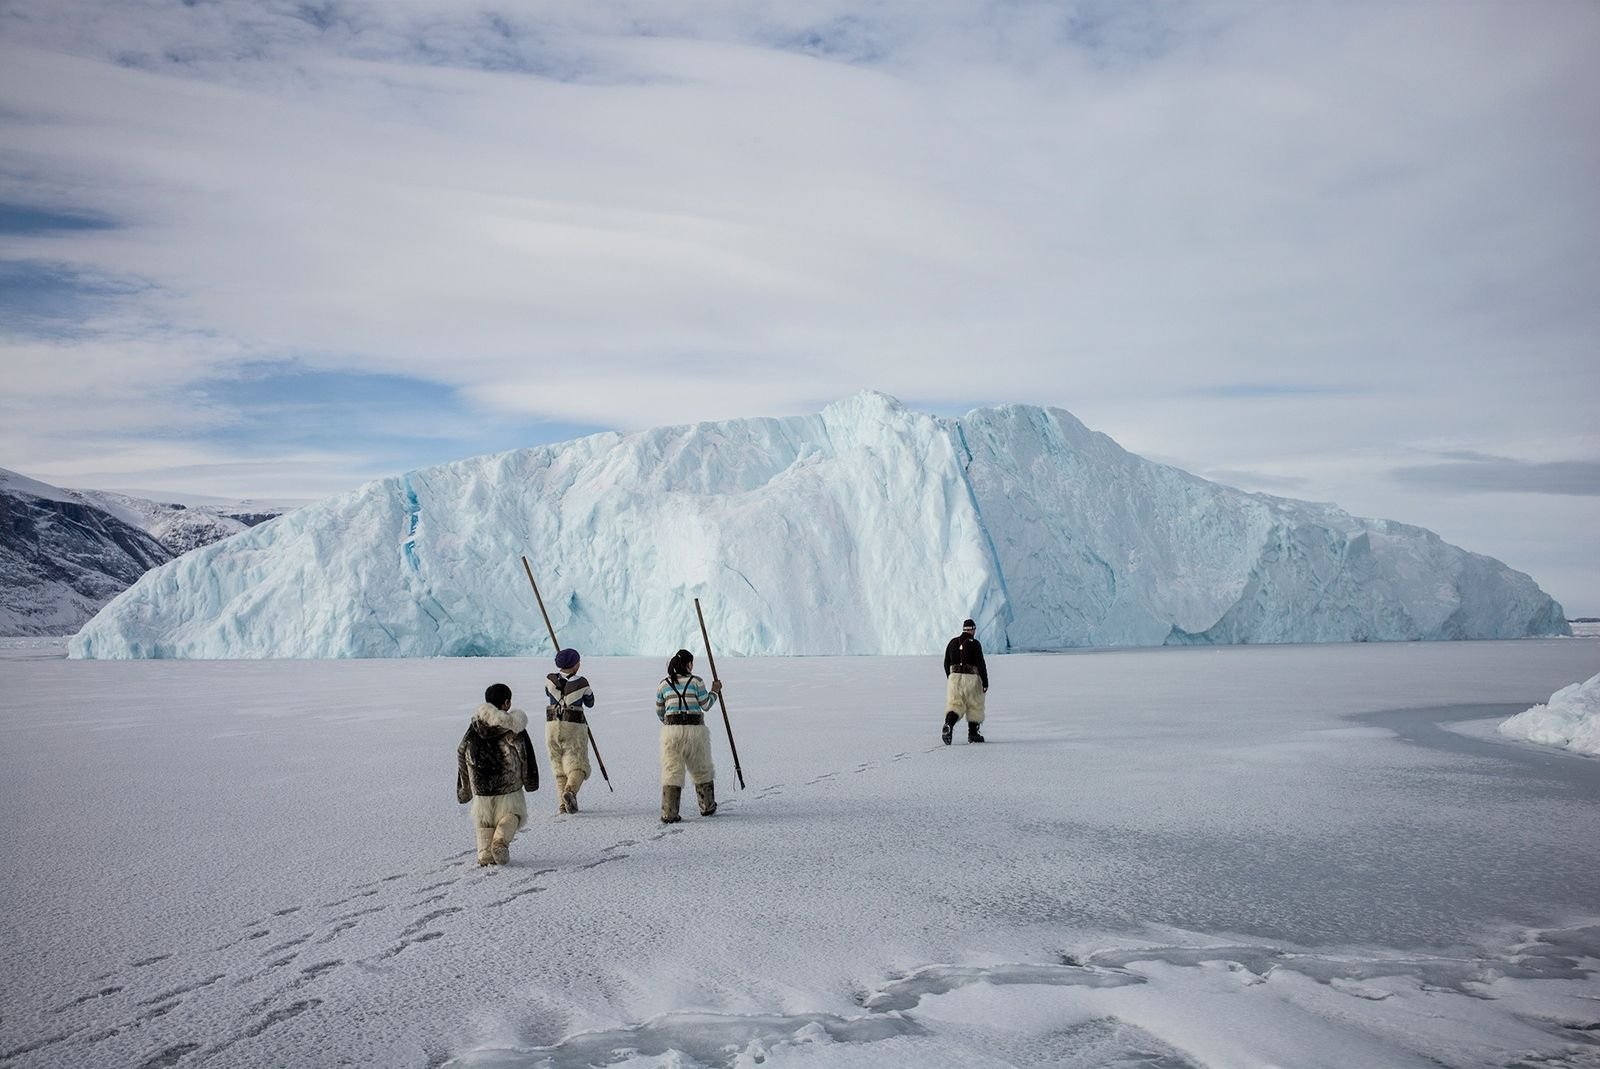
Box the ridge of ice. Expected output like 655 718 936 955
1498 672 1600 756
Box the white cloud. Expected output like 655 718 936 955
0 0 1596 609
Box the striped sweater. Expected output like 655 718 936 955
655 674 718 722
545 672 596 715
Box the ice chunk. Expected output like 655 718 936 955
1498 672 1600 756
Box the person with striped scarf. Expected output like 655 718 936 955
544 648 596 814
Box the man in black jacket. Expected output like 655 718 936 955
942 618 988 745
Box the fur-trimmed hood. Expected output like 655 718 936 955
458 704 538 802
472 703 528 735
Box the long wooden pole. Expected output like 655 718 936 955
521 556 612 791
694 597 745 790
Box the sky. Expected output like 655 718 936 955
1 0 1596 613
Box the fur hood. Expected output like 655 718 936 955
458 704 538 802
473 703 528 734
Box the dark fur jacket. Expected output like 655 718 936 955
456 703 539 802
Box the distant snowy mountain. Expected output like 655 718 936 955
0 469 173 637
67 394 1568 659
0 469 292 636
72 490 255 555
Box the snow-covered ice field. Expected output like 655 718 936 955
3 639 1598 1068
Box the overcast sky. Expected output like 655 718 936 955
1 0 1596 614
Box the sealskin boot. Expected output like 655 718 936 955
695 781 717 817
968 723 985 744
660 785 683 824
941 711 959 746
562 788 578 814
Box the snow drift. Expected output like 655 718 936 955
68 393 1568 658
1498 672 1600 756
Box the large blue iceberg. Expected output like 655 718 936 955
69 393 1568 658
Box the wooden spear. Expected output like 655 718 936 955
520 556 613 791
694 597 746 790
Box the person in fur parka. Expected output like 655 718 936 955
456 682 539 865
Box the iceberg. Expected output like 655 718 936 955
68 392 1569 659
1498 672 1600 756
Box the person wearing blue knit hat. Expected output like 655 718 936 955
544 648 596 814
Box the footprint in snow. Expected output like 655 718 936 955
260 934 311 957
488 885 547 908
52 985 123 1013
400 908 462 938
134 1041 202 1069
372 932 443 961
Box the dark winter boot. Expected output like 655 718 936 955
660 785 683 824
941 711 959 746
968 722 985 743
695 781 717 817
